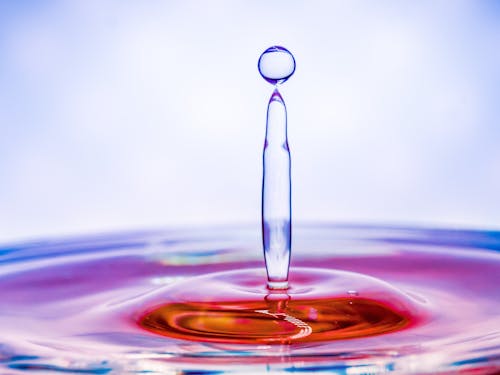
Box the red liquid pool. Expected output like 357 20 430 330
140 297 412 344
137 267 426 345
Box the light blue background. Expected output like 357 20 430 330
1 1 499 241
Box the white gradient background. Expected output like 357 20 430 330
1 1 499 242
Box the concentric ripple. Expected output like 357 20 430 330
0 225 498 374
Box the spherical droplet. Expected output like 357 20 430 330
258 46 296 85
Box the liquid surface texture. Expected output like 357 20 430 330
0 225 499 374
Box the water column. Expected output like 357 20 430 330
258 46 296 289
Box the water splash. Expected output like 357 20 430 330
259 46 296 289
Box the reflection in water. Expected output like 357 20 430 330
255 309 313 340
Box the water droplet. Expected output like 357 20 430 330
348 290 359 296
258 46 296 85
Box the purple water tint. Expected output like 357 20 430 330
0 225 499 373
